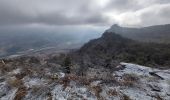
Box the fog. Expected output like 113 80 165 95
0 25 106 57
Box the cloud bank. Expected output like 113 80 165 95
0 0 170 27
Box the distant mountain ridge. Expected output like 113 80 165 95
107 24 170 43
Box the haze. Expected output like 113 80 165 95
0 0 170 57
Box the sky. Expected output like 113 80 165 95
0 0 170 34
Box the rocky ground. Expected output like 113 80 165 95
0 57 170 100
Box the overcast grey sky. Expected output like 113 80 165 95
0 0 170 30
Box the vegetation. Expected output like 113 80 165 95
107 89 118 96
115 42 170 67
121 73 139 87
123 94 131 100
14 86 27 100
62 56 71 74
92 85 102 99
78 32 170 68
7 78 23 88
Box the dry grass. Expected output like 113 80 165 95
15 73 26 80
31 85 42 94
7 78 23 88
92 85 102 99
77 76 92 86
0 65 10 74
154 95 163 100
0 61 18 74
121 73 139 87
14 86 27 100
47 92 52 100
30 85 51 98
59 74 91 89
59 75 71 90
123 94 131 100
107 89 118 96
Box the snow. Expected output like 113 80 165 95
23 77 48 88
121 88 152 100
0 62 170 99
0 88 17 100
113 62 170 100
52 84 96 100
8 68 21 75
90 80 101 86
118 62 153 76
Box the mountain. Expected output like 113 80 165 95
77 31 170 68
1 35 170 99
107 24 170 43
0 24 170 100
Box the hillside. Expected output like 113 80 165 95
77 32 170 68
0 25 170 99
0 56 170 100
107 24 170 43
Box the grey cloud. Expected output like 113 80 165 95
107 0 139 12
106 0 170 12
115 3 170 27
0 0 170 27
139 4 170 26
0 0 109 26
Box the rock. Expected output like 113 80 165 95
149 84 162 92
149 72 164 80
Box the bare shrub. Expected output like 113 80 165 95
15 73 26 80
92 85 102 99
107 89 118 96
123 94 131 100
59 75 71 90
0 65 12 74
77 76 91 86
59 74 92 90
47 92 52 100
14 86 27 100
154 95 163 100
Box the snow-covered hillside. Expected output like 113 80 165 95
0 62 170 100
